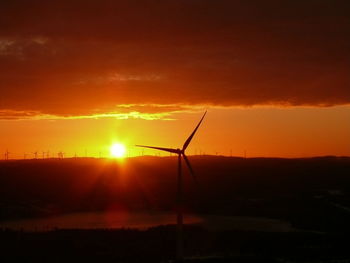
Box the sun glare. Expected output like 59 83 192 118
110 143 126 158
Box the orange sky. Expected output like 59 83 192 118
0 1 349 158
1 106 349 158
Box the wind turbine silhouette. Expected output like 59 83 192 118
136 111 206 261
4 149 10 160
58 151 65 159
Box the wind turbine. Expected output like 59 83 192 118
136 111 207 261
58 151 65 159
4 149 10 160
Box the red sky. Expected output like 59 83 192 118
0 0 349 158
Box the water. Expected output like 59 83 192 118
0 211 201 231
0 211 294 232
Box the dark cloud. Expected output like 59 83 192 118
0 0 349 117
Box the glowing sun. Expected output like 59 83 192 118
110 143 126 158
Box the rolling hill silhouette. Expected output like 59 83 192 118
1 156 350 232
1 156 350 262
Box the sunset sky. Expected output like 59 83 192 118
0 0 349 158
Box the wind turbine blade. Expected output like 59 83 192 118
182 154 197 182
135 145 180 154
182 111 207 151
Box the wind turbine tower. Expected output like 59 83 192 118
136 111 206 261
4 149 10 160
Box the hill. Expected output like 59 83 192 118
1 156 350 232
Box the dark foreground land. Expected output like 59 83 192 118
1 226 350 263
1 156 350 262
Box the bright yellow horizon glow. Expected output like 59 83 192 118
1 106 350 159
110 143 126 158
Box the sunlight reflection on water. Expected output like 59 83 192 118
0 212 201 231
0 212 294 232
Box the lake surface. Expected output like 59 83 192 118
0 212 294 232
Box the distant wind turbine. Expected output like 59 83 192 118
136 111 207 261
4 149 10 160
58 151 65 159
